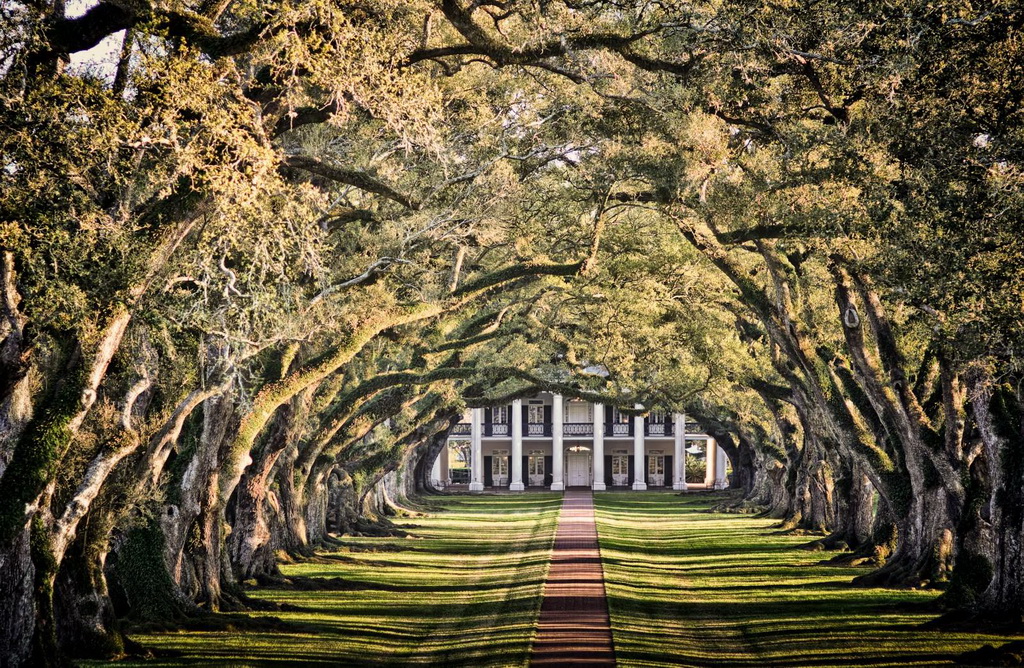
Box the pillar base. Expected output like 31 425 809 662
673 481 689 491
469 482 484 491
713 479 728 490
509 481 525 491
592 482 606 491
631 482 648 491
550 482 565 491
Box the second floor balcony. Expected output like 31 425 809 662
563 422 594 436
453 419 695 438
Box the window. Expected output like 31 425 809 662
613 408 631 423
493 406 508 423
565 401 592 423
648 456 665 476
529 456 545 476
649 410 666 423
528 404 545 424
612 455 629 476
492 450 509 477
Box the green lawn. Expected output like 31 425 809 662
594 491 1020 668
99 494 561 667
90 491 1020 668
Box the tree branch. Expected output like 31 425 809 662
282 155 421 210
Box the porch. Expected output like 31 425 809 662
434 393 730 492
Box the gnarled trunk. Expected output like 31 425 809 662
53 525 124 660
0 527 34 666
228 401 299 581
162 394 235 609
781 430 835 534
854 483 956 588
962 377 1024 616
275 447 310 555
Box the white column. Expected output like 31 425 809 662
550 394 565 491
510 398 525 491
592 403 606 490
704 438 715 487
632 404 647 491
673 413 688 491
469 408 484 491
715 438 729 490
431 445 443 487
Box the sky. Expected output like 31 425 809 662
65 0 123 80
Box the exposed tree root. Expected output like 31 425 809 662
250 572 443 593
253 573 366 591
772 527 828 537
214 583 300 613
126 611 313 635
320 534 347 548
851 550 947 590
924 610 1024 634
957 640 1024 666
352 517 408 538
709 498 768 514
802 533 851 553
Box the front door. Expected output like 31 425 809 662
492 455 509 487
567 453 590 487
528 454 545 487
648 455 665 487
611 454 629 487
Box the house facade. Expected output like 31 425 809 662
432 392 729 491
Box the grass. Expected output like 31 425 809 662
88 490 1021 667
594 491 1021 668
92 494 561 667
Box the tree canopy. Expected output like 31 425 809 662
1 0 1022 664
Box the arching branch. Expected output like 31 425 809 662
282 155 422 210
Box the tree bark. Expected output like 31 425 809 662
228 399 301 581
161 394 236 610
966 375 1024 616
0 527 34 666
0 250 33 477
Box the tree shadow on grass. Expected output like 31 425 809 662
595 493 1021 668
255 574 546 594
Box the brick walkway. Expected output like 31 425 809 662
530 490 615 666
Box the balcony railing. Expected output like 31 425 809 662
526 423 552 437
563 422 594 436
468 420 696 438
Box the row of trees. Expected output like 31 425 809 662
1 0 1021 664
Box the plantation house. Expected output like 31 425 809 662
432 392 729 491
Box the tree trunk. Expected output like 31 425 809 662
853 483 956 588
962 376 1024 616
325 469 359 536
162 394 235 608
228 474 282 581
809 460 875 554
780 430 835 534
414 420 457 493
304 478 330 547
228 402 297 580
275 446 310 556
0 250 32 477
53 523 125 660
0 527 34 667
